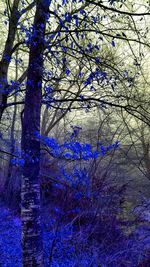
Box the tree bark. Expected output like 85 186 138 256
4 45 20 207
21 1 50 266
0 0 20 121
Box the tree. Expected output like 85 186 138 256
21 0 50 266
0 0 150 266
0 0 35 121
1 0 150 126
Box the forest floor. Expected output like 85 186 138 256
0 203 21 267
0 203 95 267
0 202 149 267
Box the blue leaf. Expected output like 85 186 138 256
62 0 67 5
66 68 70 75
62 46 67 52
93 16 97 24
95 57 100 64
111 40 115 47
95 45 100 50
65 12 72 22
80 9 86 16
74 15 79 27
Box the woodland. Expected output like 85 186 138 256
0 0 150 266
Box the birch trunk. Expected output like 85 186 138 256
21 1 50 266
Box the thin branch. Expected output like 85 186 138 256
86 1 150 17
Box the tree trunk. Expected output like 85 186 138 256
0 0 20 121
4 47 19 207
141 125 150 180
21 1 50 266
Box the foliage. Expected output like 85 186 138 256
0 0 150 266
